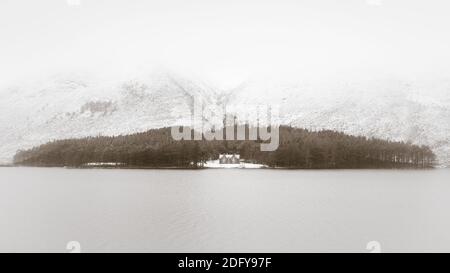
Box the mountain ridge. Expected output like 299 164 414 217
1 72 449 166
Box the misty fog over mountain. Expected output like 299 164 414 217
1 0 450 165
1 71 449 166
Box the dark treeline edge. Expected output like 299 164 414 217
13 126 436 169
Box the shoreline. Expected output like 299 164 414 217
8 164 439 170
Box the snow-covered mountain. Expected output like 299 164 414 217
224 78 450 166
0 71 219 164
1 72 449 166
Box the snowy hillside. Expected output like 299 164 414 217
223 78 450 166
0 71 217 164
0 73 449 166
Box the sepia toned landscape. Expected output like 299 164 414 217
1 0 450 254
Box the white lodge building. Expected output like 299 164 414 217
204 153 265 169
219 154 240 164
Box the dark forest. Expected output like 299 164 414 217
13 126 436 169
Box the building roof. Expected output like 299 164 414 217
219 153 240 159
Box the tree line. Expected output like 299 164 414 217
13 126 436 169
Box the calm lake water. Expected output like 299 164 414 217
1 167 450 252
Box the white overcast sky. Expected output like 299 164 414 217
1 0 450 87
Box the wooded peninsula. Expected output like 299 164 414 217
13 126 436 169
